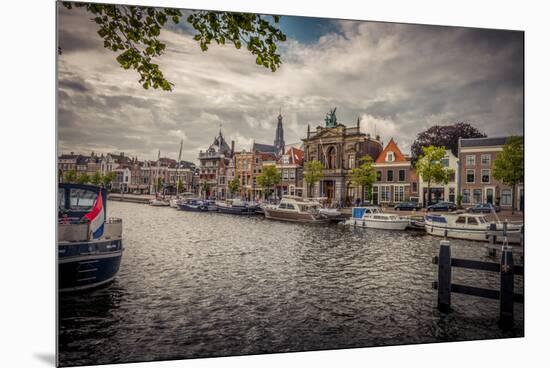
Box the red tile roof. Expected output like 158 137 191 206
375 138 408 164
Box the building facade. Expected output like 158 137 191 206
458 136 524 211
198 129 234 200
417 149 459 206
302 111 383 206
275 147 304 198
372 138 418 206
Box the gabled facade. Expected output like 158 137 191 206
275 147 305 198
372 138 418 205
198 129 234 199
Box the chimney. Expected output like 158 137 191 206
120 152 124 157
307 124 310 139
231 140 235 156
376 135 380 141
70 151 74 155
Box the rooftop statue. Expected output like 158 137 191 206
325 108 337 128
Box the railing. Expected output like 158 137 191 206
432 239 523 330
58 217 122 242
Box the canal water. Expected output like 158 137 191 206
58 201 524 366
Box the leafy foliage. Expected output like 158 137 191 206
493 136 524 212
63 169 77 183
177 178 184 194
350 156 376 200
77 172 91 184
102 171 116 186
62 2 286 91
257 165 281 191
416 146 454 204
303 160 323 197
90 171 102 185
411 123 486 165
228 177 240 196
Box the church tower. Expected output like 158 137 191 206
274 111 285 155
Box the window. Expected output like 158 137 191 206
462 189 471 204
286 204 295 210
467 217 479 225
398 170 405 182
381 186 391 202
441 158 449 167
283 169 289 180
466 169 475 183
466 155 476 166
376 171 382 182
481 169 490 183
394 186 405 202
386 151 395 162
481 154 491 166
327 147 337 169
449 172 455 183
412 182 418 193
289 170 295 180
501 189 512 206
456 216 466 224
58 188 66 210
387 170 394 182
473 189 482 204
69 188 97 211
348 154 355 169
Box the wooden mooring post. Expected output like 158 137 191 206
432 239 523 330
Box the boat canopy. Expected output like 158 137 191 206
426 215 447 223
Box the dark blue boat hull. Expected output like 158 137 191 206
58 239 123 292
216 206 261 215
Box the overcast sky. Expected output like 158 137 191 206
57 4 524 163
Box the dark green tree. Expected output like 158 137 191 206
62 2 287 91
177 178 184 194
102 171 116 187
493 136 524 213
416 146 454 206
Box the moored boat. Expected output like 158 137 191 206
263 196 329 223
424 213 522 242
343 206 410 230
215 198 261 215
58 184 124 292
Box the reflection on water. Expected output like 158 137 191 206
59 201 524 366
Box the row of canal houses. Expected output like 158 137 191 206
59 110 523 211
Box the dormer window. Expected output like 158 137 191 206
386 151 395 162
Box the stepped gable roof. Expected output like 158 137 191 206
375 138 408 164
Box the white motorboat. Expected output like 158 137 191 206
318 207 343 219
343 206 410 230
263 196 328 223
424 213 522 242
149 198 170 206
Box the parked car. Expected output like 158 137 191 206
466 203 501 213
426 201 457 212
394 201 422 211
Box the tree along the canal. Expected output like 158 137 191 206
257 165 281 201
61 2 287 91
416 146 454 206
493 136 524 214
228 178 240 199
350 156 376 203
63 169 77 183
304 160 323 198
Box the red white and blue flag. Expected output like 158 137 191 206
84 193 105 239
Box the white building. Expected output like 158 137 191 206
418 149 459 206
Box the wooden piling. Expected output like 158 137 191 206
437 240 452 313
499 246 515 330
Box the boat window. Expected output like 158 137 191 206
69 188 97 211
467 217 479 225
58 187 66 210
456 216 466 224
279 203 287 209
479 217 487 223
286 204 295 210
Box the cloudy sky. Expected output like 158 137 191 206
57 4 524 163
